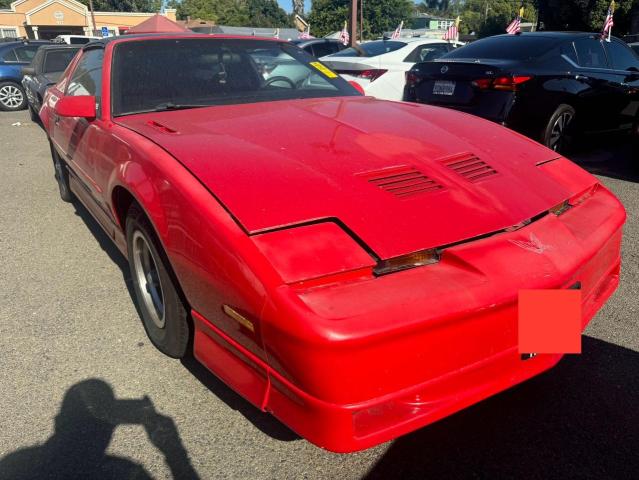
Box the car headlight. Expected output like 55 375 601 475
252 222 376 285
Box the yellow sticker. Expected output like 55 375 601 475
310 61 338 79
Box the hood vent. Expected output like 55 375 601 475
442 154 498 183
363 166 443 198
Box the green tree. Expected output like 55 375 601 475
458 0 536 37
0 0 11 8
246 0 291 27
536 0 636 35
308 0 413 39
174 0 249 25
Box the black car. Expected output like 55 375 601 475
21 44 80 121
404 32 639 152
290 38 347 58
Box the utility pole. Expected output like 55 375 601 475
88 0 97 36
350 0 358 47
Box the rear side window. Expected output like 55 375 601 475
574 38 608 68
404 43 450 63
604 40 639 70
444 35 558 60
44 49 80 73
70 38 91 45
2 49 18 62
311 42 338 58
14 46 39 63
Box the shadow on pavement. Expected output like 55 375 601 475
0 379 199 480
364 336 638 479
70 200 298 443
568 134 638 183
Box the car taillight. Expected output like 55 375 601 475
405 71 419 86
357 69 388 81
472 75 532 91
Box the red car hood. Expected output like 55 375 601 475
117 97 591 259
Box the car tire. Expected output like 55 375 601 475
0 81 27 111
126 204 190 358
49 141 74 202
28 105 39 122
542 104 576 153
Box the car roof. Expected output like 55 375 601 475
291 38 342 46
83 32 283 49
490 31 598 40
0 40 49 51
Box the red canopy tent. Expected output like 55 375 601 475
125 14 189 34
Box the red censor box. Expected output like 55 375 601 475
518 289 582 354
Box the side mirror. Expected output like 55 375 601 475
22 66 35 76
348 80 365 95
55 95 96 119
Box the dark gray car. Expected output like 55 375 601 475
21 44 79 121
290 38 347 58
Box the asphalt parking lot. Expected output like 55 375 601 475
0 109 637 480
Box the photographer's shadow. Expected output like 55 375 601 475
0 379 199 480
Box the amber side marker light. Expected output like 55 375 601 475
222 305 255 333
374 249 440 276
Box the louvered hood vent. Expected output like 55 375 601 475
442 154 498 183
363 166 443 198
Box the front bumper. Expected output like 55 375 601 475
194 184 625 453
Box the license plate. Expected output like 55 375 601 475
433 80 456 96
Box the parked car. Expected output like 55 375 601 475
41 34 625 453
321 38 462 100
0 40 49 111
52 35 101 45
22 44 80 121
404 32 639 152
290 38 347 57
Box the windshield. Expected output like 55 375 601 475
43 49 79 73
328 40 406 58
111 38 358 116
444 35 559 60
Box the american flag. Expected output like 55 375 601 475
443 17 460 41
602 1 615 41
298 26 311 39
339 21 350 46
391 21 403 40
506 16 521 34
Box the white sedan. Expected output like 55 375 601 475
320 38 462 101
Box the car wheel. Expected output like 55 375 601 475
542 104 576 153
0 81 27 111
126 204 190 358
49 141 74 202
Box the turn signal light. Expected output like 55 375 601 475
374 249 440 276
472 75 532 91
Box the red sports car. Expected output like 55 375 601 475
40 34 625 453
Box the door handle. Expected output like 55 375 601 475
54 114 59 126
575 74 589 81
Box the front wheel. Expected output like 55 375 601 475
542 104 576 153
0 81 27 111
126 204 190 358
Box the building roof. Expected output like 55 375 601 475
126 14 188 34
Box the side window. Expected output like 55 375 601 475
311 42 334 58
2 49 18 62
404 44 449 63
604 40 639 70
574 38 608 68
14 46 39 63
67 49 103 98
